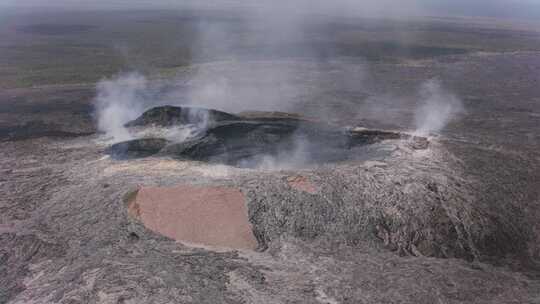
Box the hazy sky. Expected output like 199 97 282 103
1 0 539 19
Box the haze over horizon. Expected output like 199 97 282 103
1 0 540 20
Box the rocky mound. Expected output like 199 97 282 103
103 106 530 262
106 138 170 159
125 105 239 128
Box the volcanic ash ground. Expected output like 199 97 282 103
2 106 539 304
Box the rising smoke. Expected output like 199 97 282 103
93 59 370 143
92 1 465 166
414 79 464 136
94 72 148 142
94 72 205 143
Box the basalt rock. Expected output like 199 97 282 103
107 138 170 159
409 136 430 150
125 105 239 127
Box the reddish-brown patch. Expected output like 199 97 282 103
286 176 318 194
125 189 142 220
127 199 141 220
131 185 258 250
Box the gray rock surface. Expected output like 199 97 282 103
2 134 538 304
2 51 540 303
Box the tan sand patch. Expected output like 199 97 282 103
129 185 258 250
103 159 190 176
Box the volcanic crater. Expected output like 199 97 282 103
107 105 429 168
105 105 440 251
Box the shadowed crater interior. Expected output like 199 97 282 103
106 105 428 167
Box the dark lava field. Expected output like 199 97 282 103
1 6 540 304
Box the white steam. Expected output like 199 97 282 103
184 61 312 113
414 79 464 136
94 72 148 142
240 136 313 171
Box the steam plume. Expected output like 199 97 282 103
94 72 148 141
414 79 464 136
